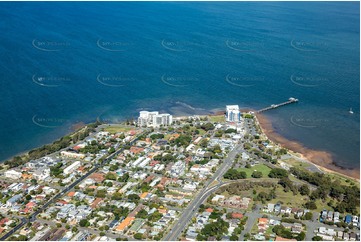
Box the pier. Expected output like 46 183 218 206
257 97 298 113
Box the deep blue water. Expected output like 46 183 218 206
0 1 359 169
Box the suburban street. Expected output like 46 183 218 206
239 204 262 241
163 143 244 241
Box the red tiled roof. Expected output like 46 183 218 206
232 213 244 219
130 146 144 154
89 173 105 183
275 236 297 241
67 191 75 197
91 198 103 209
26 201 36 208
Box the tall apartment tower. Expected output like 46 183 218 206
226 105 241 122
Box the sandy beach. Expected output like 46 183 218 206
255 112 360 180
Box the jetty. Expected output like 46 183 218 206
257 97 298 113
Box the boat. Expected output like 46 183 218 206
349 108 354 114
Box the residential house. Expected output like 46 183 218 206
115 217 135 233
327 211 333 221
352 216 359 227
6 194 22 207
334 212 340 223
267 203 275 213
345 215 352 224
32 167 50 181
291 223 302 234
4 170 22 180
349 232 356 241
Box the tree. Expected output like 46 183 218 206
127 194 140 202
9 235 28 241
299 184 310 196
109 164 119 171
105 172 117 180
304 201 317 210
136 209 148 219
96 190 107 198
200 123 215 131
272 225 293 239
268 168 288 178
150 133 164 140
25 194 32 201
134 233 143 240
199 218 229 238
296 231 306 241
224 169 247 180
225 128 237 134
174 134 192 146
278 177 298 194
79 219 89 227
9 222 17 228
118 173 129 182
230 234 238 241
200 139 208 148
149 211 163 222
303 212 313 220
312 236 323 241
108 147 115 154
251 171 263 178
234 227 243 235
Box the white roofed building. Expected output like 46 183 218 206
4 170 22 180
63 161 81 175
226 105 241 122
138 111 172 127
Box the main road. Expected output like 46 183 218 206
163 143 244 241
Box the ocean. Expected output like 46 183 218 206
0 1 359 170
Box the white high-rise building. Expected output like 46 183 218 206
226 105 241 122
153 113 173 127
138 111 172 127
138 111 158 127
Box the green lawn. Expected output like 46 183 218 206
326 172 359 188
282 158 313 170
196 129 206 135
268 186 309 208
265 226 274 235
208 115 225 123
164 134 172 140
237 164 272 178
102 125 133 133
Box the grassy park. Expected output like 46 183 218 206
102 125 134 133
237 164 272 178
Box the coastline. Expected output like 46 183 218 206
174 108 359 180
254 112 360 180
0 121 90 163
2 110 359 181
